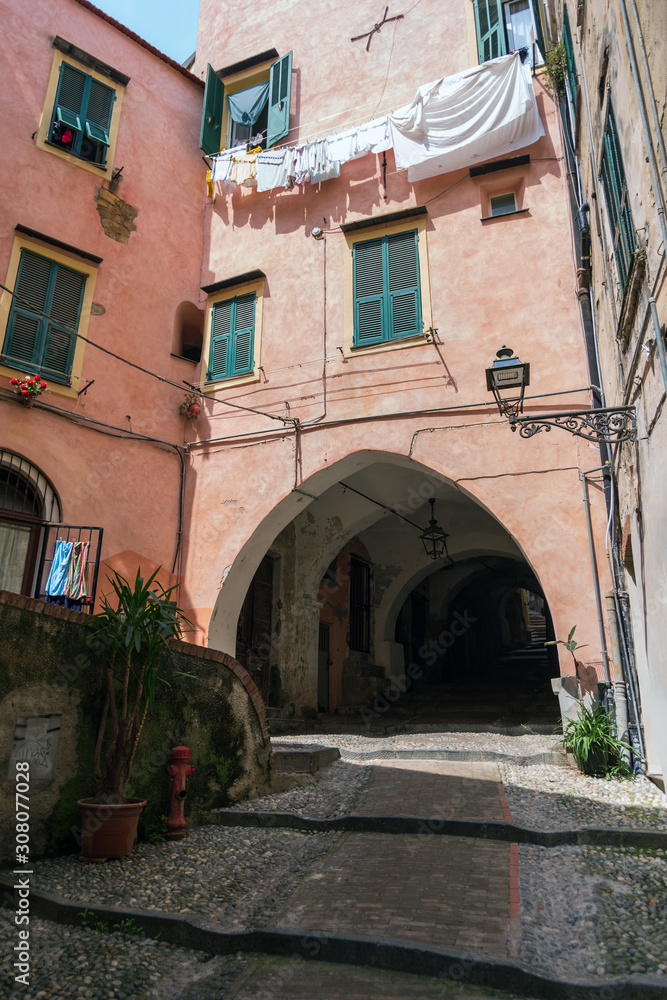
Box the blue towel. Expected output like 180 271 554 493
45 539 73 597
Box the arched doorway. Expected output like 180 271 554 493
0 451 60 596
212 451 562 726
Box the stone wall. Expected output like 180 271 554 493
0 592 271 861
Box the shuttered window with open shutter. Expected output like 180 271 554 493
474 0 506 63
208 293 256 381
2 250 84 382
353 230 422 347
49 63 115 165
599 102 636 294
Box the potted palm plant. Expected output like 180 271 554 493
78 568 192 859
561 705 635 777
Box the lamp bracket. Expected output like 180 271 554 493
510 406 637 444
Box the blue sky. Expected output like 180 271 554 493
92 0 201 64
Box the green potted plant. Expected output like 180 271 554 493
561 705 634 777
78 568 193 858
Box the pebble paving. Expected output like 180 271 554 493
1 731 666 998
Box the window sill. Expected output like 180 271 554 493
170 353 200 363
348 333 429 358
480 208 529 222
43 140 109 173
202 370 260 392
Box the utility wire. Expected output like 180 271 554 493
0 281 291 425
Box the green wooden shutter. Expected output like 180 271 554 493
232 295 255 375
267 51 292 148
200 64 225 155
562 5 577 110
474 0 506 63
354 238 385 346
85 78 114 146
4 252 51 367
600 104 636 292
54 63 85 132
387 231 421 339
43 265 84 376
3 251 83 379
208 299 232 379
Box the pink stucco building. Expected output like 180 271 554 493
2 0 657 774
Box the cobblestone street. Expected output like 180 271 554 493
2 732 666 998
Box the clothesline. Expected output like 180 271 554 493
209 54 544 194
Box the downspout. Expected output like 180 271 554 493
627 0 667 200
580 464 612 688
605 591 630 765
617 0 667 255
648 297 667 397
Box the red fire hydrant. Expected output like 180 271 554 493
166 744 195 841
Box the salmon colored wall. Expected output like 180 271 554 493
0 0 205 597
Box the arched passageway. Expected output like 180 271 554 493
212 452 563 727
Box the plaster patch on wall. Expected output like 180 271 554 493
221 500 238 506
94 187 138 244
221 565 232 587
90 302 106 316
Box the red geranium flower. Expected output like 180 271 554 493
10 378 18 385
40 382 47 389
21 389 30 397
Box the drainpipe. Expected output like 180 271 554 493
617 0 667 255
628 0 667 198
605 591 630 764
581 464 612 687
648 297 667 397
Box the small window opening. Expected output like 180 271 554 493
174 302 204 363
490 192 517 216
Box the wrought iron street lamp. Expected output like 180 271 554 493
419 498 452 563
485 347 637 444
485 346 530 420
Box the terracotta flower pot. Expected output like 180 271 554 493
187 402 201 417
78 797 146 859
19 397 34 408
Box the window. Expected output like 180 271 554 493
353 230 422 347
562 5 578 113
200 52 293 155
0 453 60 598
490 192 517 216
208 294 255 381
599 102 636 293
474 0 544 68
37 43 126 175
48 63 115 166
349 555 371 653
2 250 85 384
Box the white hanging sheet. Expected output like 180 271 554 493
388 53 544 183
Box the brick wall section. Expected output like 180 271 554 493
0 590 270 745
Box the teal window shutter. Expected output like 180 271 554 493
208 294 256 380
267 51 292 148
562 5 577 111
53 63 85 132
3 250 84 381
49 63 115 164
474 0 506 63
599 103 636 293
200 64 225 155
354 238 385 345
84 78 114 146
387 231 421 340
353 230 422 347
232 295 255 375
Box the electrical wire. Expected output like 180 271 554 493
0 280 291 425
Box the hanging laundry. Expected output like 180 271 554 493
256 149 288 191
388 53 544 183
66 540 89 602
229 150 260 187
308 138 340 184
355 116 392 156
227 81 270 127
45 539 73 598
211 148 235 183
